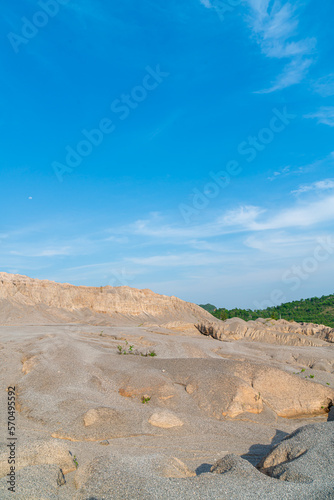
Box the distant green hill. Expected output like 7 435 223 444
208 294 334 328
199 303 217 313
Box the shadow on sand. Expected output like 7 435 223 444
195 429 289 475
241 429 288 466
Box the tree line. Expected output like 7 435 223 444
200 294 334 328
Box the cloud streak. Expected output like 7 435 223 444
246 1 316 92
313 74 334 97
305 107 334 127
291 179 334 196
199 0 316 92
124 193 334 244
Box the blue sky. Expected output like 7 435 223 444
1 0 334 308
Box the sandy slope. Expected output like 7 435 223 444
0 273 333 498
0 272 214 326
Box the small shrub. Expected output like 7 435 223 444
117 342 156 357
141 396 151 404
141 350 157 357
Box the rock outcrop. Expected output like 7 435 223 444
257 422 334 484
151 358 334 419
197 317 334 346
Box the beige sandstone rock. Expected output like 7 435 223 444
83 407 121 427
148 411 184 428
251 366 333 418
159 358 334 420
181 370 263 419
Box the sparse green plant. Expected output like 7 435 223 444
294 368 306 375
326 383 330 386
309 375 315 379
117 342 157 357
116 341 133 355
141 396 151 404
73 455 78 468
141 350 157 357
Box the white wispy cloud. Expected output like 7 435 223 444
250 195 334 230
199 0 316 92
10 247 72 258
305 107 334 127
126 253 226 267
124 194 334 244
5 193 334 281
268 165 290 181
291 179 334 196
313 74 334 97
244 232 319 255
261 58 313 93
245 1 316 92
219 206 265 226
0 225 106 261
269 152 334 182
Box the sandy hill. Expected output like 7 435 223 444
0 272 213 326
